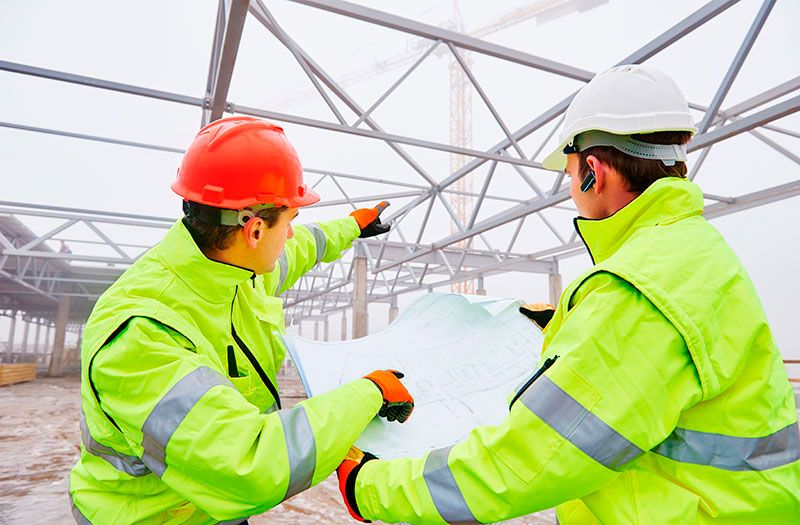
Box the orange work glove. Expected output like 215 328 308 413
350 201 391 238
519 303 556 330
337 446 379 522
363 369 414 423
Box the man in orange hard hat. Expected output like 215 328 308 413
69 116 414 524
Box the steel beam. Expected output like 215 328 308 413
230 102 544 169
0 121 185 153
287 0 594 81
375 189 571 273
690 95 800 151
202 0 229 126
383 0 740 224
209 0 250 121
0 60 203 106
704 178 800 219
697 0 775 133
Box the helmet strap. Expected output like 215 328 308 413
183 201 275 226
565 130 687 166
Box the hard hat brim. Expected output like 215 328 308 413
285 189 321 208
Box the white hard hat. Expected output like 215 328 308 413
542 64 697 171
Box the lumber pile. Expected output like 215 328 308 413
0 363 37 386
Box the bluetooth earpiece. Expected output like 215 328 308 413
580 170 596 193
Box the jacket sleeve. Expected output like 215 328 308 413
263 216 361 296
354 272 703 524
91 316 382 520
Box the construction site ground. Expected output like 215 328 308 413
0 368 555 524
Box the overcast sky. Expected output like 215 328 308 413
1 0 798 360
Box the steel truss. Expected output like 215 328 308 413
2 0 799 330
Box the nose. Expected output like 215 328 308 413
288 224 294 239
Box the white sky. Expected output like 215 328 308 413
1 1 798 360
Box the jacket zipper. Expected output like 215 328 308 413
572 217 596 265
508 355 559 409
231 286 282 409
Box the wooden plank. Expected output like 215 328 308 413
0 363 38 386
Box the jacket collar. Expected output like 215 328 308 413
574 177 704 265
155 219 255 304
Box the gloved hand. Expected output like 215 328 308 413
519 303 556 330
350 201 391 238
337 446 379 522
363 369 414 423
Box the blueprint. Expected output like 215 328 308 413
283 293 544 459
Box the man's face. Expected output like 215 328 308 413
253 207 298 274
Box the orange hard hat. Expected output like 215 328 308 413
171 116 320 210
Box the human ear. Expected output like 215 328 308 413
242 217 263 248
585 155 604 194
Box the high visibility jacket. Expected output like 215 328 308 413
355 177 800 524
69 217 383 524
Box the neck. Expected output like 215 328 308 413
601 191 639 218
202 246 254 274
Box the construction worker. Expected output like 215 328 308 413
336 64 800 523
68 116 415 524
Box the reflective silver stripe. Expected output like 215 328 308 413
276 251 289 293
70 494 91 524
520 376 644 470
654 422 800 471
306 223 327 265
141 366 233 477
278 405 316 500
423 445 479 525
80 413 150 477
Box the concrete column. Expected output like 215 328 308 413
476 275 487 296
49 296 71 376
33 321 42 364
4 312 17 363
341 314 348 341
314 321 319 341
323 317 329 341
20 319 30 360
549 273 563 305
352 255 368 339
388 297 399 324
43 322 53 367
70 325 84 366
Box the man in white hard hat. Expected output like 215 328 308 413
333 64 800 524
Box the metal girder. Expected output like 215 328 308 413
697 0 775 133
209 0 250 122
704 179 800 219
359 239 554 274
383 0 741 224
201 0 229 126
0 60 203 106
3 0 798 326
231 97 544 169
375 189 571 272
0 121 185 153
286 0 595 81
690 95 800 151
719 76 800 119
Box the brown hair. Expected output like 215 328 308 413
183 206 287 252
578 131 693 193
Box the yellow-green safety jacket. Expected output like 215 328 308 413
69 217 383 524
355 177 800 524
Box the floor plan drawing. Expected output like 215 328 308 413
284 293 544 458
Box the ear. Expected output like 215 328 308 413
585 155 605 194
242 217 264 249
